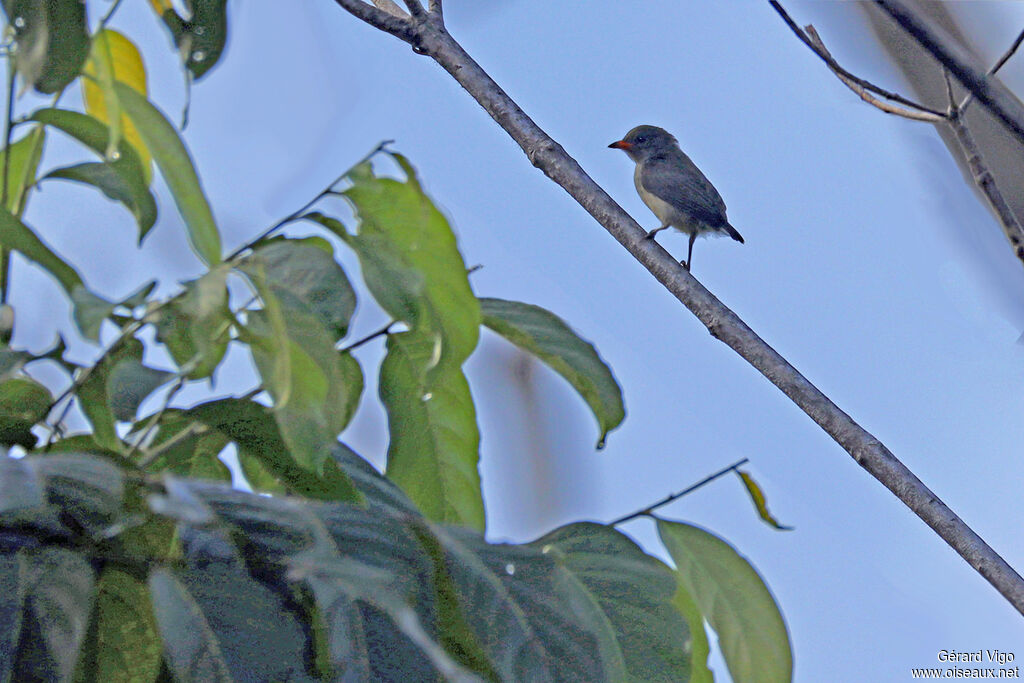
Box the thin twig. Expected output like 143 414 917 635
98 0 126 29
1 58 15 308
126 376 186 460
609 458 750 526
804 26 943 123
959 25 1024 113
225 139 394 261
135 422 208 469
769 0 946 118
875 0 1024 146
333 0 1024 616
943 70 1024 263
340 321 396 352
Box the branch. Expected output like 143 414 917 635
959 25 1024 112
875 0 1024 146
609 458 749 526
332 0 415 42
331 2 1024 615
769 0 945 119
803 25 943 123
943 71 1024 263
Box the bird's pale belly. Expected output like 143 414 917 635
634 168 700 235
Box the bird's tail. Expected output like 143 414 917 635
724 223 744 244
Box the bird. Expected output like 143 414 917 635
608 125 743 271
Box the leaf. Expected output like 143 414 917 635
71 285 116 342
31 108 158 242
0 127 45 215
0 376 51 448
28 454 126 537
429 524 610 681
46 163 158 242
481 297 624 449
114 82 221 264
153 0 229 80
149 563 310 683
671 581 714 683
74 569 162 683
334 151 480 372
136 416 230 479
736 470 793 531
186 398 360 502
153 266 232 379
0 204 82 295
78 336 171 451
379 332 482 529
0 552 27 683
82 29 153 182
532 523 692 682
330 442 419 515
3 0 90 94
241 263 363 473
658 520 792 683
239 238 357 340
15 548 95 682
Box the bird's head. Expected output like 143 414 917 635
608 125 678 162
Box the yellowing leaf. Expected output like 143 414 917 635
83 30 152 184
736 470 793 531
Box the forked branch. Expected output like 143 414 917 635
330 0 1024 615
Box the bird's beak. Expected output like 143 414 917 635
608 140 632 150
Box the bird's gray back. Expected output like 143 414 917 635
639 148 728 229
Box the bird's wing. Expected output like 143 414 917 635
640 150 728 228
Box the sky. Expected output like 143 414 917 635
12 1 1024 680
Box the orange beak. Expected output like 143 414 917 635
608 140 632 150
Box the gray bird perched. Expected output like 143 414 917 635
609 125 743 271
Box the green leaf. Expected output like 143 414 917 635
0 204 83 295
0 454 46 516
28 454 126 537
658 520 792 683
481 297 624 449
532 523 692 682
78 336 170 451
330 442 419 515
0 552 27 683
149 563 310 683
429 524 609 681
187 398 360 502
0 127 45 215
82 29 153 182
379 332 482 529
333 151 480 372
239 238 357 340
74 569 162 683
114 82 221 264
241 266 363 473
736 470 793 531
135 416 230 479
31 108 158 242
154 0 229 80
153 266 232 379
671 580 714 683
3 0 90 94
71 285 116 342
15 548 95 682
0 376 50 448
45 162 158 240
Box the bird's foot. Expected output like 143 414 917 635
680 259 690 271
643 231 658 240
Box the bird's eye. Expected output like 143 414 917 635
635 136 646 143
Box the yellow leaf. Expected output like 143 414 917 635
736 470 793 531
83 30 153 184
148 0 174 14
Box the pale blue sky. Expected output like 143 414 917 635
13 1 1024 680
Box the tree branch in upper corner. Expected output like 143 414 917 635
329 0 1024 616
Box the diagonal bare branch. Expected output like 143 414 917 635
959 25 1024 113
803 25 944 123
330 0 1024 617
332 0 414 40
428 0 442 19
399 0 425 18
875 0 1024 146
769 0 946 118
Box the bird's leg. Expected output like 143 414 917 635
682 231 697 271
645 224 670 240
